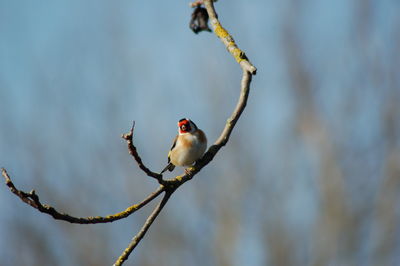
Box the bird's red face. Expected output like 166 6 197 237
178 119 192 134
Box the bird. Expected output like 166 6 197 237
161 118 207 174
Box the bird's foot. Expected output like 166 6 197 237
185 167 195 175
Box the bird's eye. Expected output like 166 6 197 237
181 125 186 131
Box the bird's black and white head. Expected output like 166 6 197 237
178 118 198 134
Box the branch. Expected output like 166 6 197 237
113 190 173 266
112 2 257 258
162 0 256 186
2 1 257 264
2 168 164 224
204 0 257 74
215 71 252 146
121 121 164 184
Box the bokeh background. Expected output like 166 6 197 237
1 0 399 265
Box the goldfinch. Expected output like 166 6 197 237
161 118 207 174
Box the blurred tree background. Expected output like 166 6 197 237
0 0 399 265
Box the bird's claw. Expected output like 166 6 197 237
185 167 196 175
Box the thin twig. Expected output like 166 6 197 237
121 121 165 184
113 190 173 266
1 168 165 224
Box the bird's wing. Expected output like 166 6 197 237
196 129 207 144
167 135 178 163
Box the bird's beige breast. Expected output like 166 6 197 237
169 132 207 167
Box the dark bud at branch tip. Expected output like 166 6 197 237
189 6 212 34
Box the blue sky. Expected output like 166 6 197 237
0 1 399 265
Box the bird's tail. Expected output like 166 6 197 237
160 163 175 174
